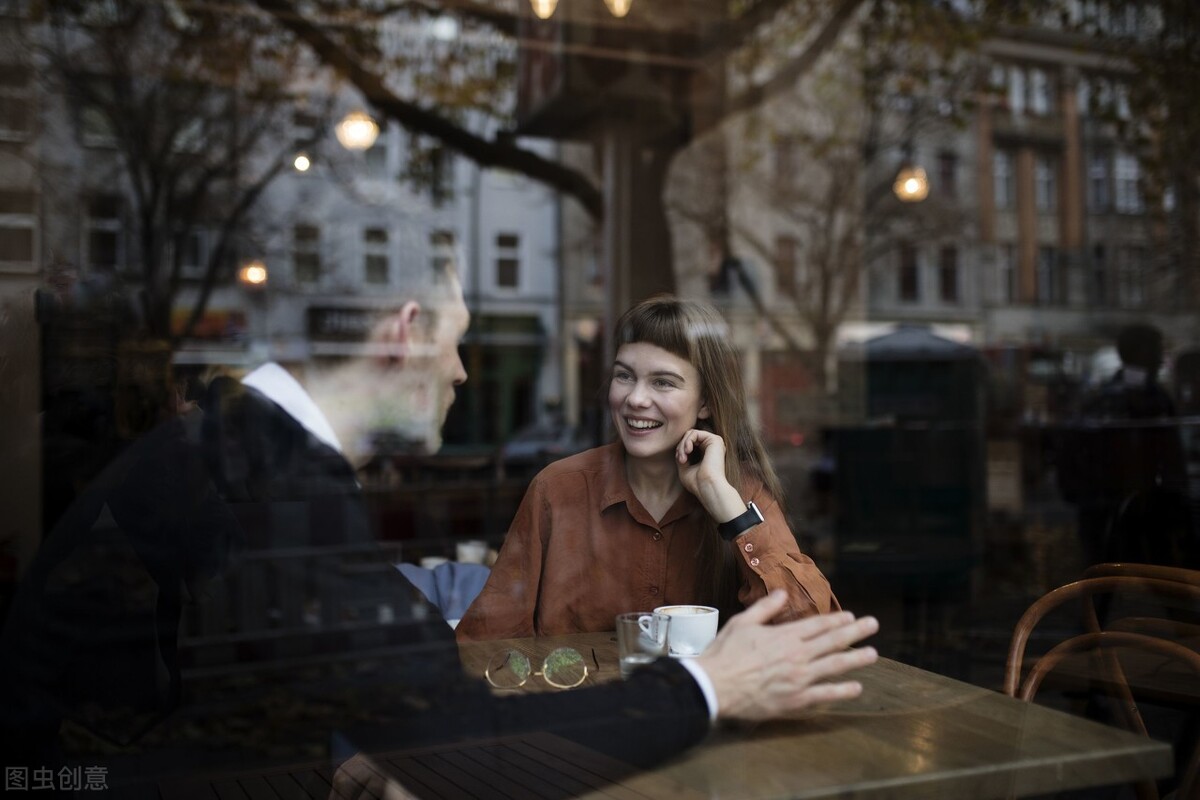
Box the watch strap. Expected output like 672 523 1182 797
717 501 763 541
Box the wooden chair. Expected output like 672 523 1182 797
1005 574 1200 800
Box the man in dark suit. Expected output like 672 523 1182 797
1 263 878 798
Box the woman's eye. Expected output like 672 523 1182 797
653 378 675 389
614 371 632 382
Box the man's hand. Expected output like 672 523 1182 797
329 753 419 800
695 591 879 722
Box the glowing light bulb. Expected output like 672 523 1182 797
530 0 558 19
604 0 632 17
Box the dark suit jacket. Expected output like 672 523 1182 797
1 378 708 793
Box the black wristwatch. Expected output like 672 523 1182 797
717 501 763 541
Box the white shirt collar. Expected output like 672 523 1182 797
242 363 344 455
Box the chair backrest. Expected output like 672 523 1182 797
1005 572 1200 800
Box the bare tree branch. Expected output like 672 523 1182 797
252 0 604 220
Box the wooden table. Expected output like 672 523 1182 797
459 633 1174 800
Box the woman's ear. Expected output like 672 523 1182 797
375 301 421 367
697 402 712 424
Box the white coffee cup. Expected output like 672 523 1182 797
653 604 719 656
456 539 488 564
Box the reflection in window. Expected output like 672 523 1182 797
173 229 205 277
0 189 35 268
1029 68 1052 116
1087 153 1109 211
936 152 957 199
1114 152 1142 213
87 193 122 271
1036 245 1060 305
1008 65 1026 114
293 223 321 283
999 243 1017 304
366 132 388 176
364 227 389 284
1034 155 1056 212
495 232 519 289
993 150 1014 210
0 63 32 140
939 246 959 303
899 242 919 303
430 229 455 274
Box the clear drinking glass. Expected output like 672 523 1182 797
615 611 670 678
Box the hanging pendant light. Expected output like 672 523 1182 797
530 0 558 19
604 0 632 17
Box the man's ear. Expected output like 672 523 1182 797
376 301 421 367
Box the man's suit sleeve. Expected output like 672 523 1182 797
353 656 710 770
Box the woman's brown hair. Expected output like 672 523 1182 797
612 295 784 618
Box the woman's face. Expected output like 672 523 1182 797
609 342 709 463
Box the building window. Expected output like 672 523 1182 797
1034 155 1057 212
364 227 389 284
293 223 321 284
1008 66 1026 115
938 246 959 303
1114 152 1142 213
1076 76 1091 115
936 152 957 199
429 146 452 205
365 130 388 176
1090 244 1107 305
0 63 32 141
292 109 320 146
430 229 456 274
495 232 519 289
1087 153 1109 211
775 235 797 296
1029 68 1052 116
1036 246 1060 305
999 244 1017 304
172 228 206 278
993 150 1014 210
0 189 35 269
86 193 123 271
899 242 919 303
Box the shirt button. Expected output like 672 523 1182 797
750 557 760 567
652 531 663 541
743 542 754 553
649 586 659 595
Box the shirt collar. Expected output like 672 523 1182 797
598 441 700 526
242 363 344 455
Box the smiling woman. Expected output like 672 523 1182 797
456 296 839 642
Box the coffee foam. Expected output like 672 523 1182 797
660 606 714 616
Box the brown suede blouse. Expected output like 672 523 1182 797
456 443 838 641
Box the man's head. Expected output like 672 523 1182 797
309 264 469 466
1116 323 1165 374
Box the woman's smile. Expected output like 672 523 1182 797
609 342 708 460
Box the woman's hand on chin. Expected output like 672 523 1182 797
676 428 744 521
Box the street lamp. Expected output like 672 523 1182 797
237 259 268 288
893 164 929 203
293 152 312 172
335 110 380 151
